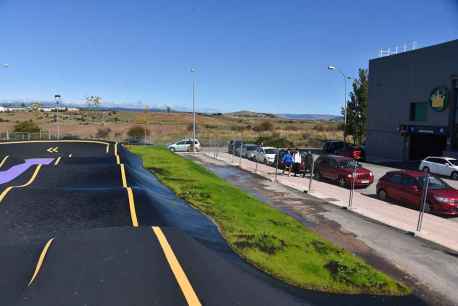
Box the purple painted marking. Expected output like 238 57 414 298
0 158 54 184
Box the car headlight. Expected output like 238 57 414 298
434 196 450 203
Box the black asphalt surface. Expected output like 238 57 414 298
0 141 428 306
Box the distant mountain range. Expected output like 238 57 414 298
0 100 341 121
277 114 342 121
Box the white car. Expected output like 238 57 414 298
255 147 278 165
419 156 458 179
168 139 200 152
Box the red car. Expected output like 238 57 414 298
314 155 374 188
376 170 458 216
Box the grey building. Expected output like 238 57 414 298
366 39 458 162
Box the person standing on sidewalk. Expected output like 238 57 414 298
293 149 302 176
282 149 293 176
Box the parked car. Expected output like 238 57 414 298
419 156 458 179
322 140 365 160
168 139 200 152
228 140 242 154
377 170 458 216
241 144 259 159
314 155 374 188
254 147 278 165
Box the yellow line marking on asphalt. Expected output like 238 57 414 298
120 164 128 188
0 164 43 202
127 187 139 227
152 227 202 306
46 146 59 153
28 238 54 286
115 142 121 164
114 142 137 227
0 140 110 154
0 155 9 169
54 157 62 166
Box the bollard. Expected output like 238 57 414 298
308 158 314 192
417 169 430 232
239 140 243 167
348 160 357 209
274 152 279 183
255 155 258 173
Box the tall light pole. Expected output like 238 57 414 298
190 68 197 152
328 65 352 140
54 94 62 139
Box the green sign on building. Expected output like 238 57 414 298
429 87 449 112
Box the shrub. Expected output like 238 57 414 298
255 133 293 148
127 125 150 138
13 120 40 133
253 120 274 132
95 127 112 138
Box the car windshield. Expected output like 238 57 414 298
418 176 449 189
245 145 257 150
448 159 458 166
338 160 361 168
265 149 277 154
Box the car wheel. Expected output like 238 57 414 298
422 166 430 173
451 171 458 180
377 189 387 201
338 177 347 188
169 147 176 152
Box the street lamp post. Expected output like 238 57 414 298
328 66 352 140
54 94 62 139
190 68 197 152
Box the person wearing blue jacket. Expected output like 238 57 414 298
282 149 293 176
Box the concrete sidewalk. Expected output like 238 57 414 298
203 152 458 253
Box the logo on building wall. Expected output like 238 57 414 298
429 87 448 112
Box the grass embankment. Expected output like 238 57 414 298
129 146 410 295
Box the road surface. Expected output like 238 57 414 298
0 141 430 306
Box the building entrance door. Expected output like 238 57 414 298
409 134 447 160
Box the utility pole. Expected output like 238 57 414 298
54 94 62 139
191 68 197 152
328 66 352 141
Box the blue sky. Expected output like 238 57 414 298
0 0 456 114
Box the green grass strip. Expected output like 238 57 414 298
129 146 410 295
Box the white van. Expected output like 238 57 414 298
168 139 201 152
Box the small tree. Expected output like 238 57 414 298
344 68 368 145
13 120 40 133
127 126 150 138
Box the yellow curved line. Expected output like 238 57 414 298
118 161 138 227
0 155 9 169
115 142 121 164
0 140 110 154
28 238 54 286
152 227 202 306
0 164 43 202
126 187 139 227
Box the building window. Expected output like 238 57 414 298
409 102 427 121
